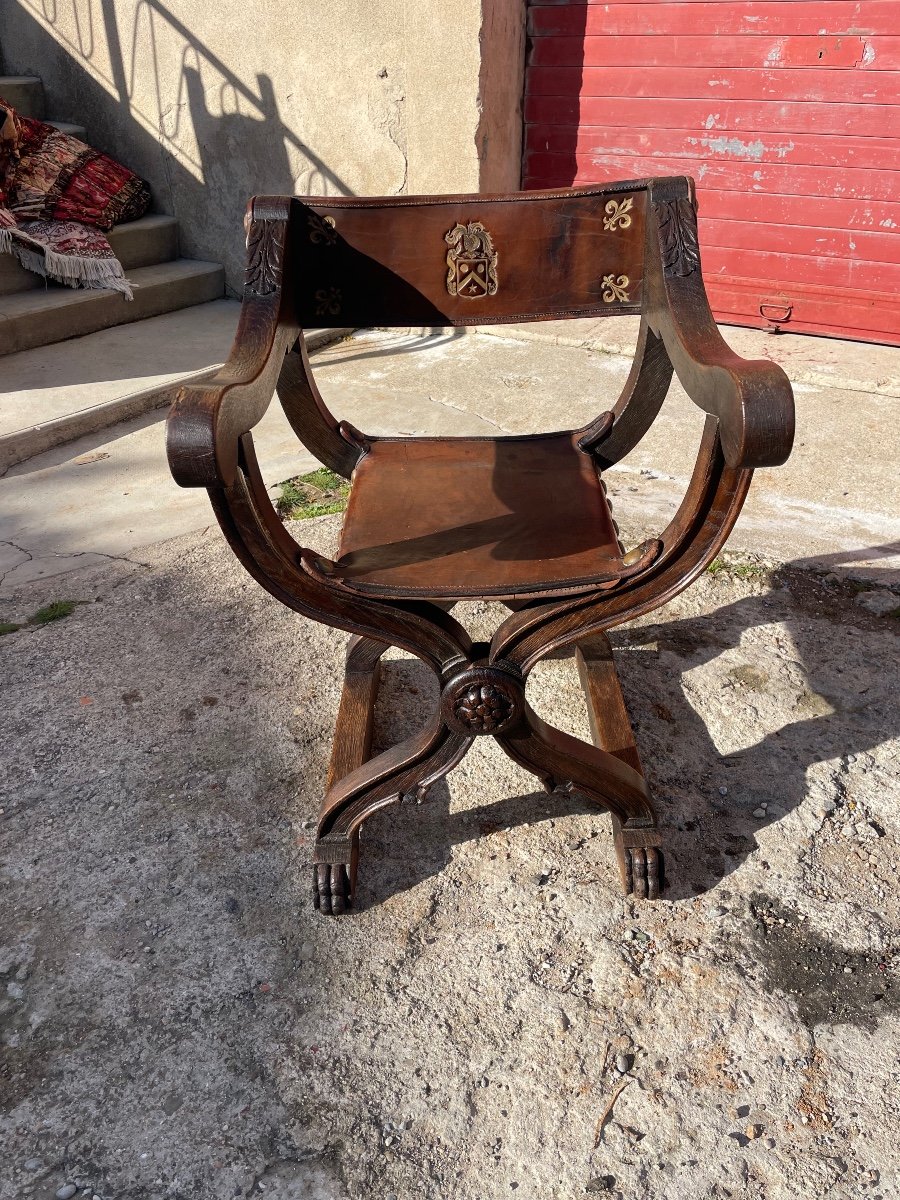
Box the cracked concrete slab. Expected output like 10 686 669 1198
0 517 897 1200
0 540 30 577
0 548 138 593
1 325 899 1199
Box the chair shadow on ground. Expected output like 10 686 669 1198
353 548 898 908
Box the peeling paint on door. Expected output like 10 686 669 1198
523 1 900 343
701 135 767 161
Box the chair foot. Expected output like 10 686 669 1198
620 845 664 900
314 716 471 915
613 813 664 899
313 861 353 915
313 828 359 915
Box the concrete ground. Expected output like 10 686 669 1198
1 323 898 1200
0 300 350 472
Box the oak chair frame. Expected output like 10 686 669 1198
166 177 794 913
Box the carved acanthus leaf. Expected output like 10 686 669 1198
656 197 700 278
245 219 284 296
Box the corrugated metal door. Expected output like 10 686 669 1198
523 1 900 344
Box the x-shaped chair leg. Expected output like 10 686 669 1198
314 632 662 912
494 701 662 901
314 714 472 913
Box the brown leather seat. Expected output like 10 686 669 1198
328 432 624 600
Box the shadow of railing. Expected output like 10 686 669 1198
10 0 356 288
24 0 351 193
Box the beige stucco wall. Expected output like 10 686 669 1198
2 0 525 290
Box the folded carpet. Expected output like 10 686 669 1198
0 99 151 298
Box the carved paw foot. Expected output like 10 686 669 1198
313 862 352 915
622 846 663 901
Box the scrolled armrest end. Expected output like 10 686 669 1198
166 383 236 488
717 357 795 470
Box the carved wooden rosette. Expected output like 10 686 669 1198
440 664 525 736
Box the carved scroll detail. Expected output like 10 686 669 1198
245 219 284 296
603 196 633 232
602 274 630 304
656 197 700 278
445 221 499 299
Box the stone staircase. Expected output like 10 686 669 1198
0 75 351 474
0 75 225 356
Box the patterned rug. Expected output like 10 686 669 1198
0 99 150 298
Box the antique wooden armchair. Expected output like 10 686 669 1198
166 177 794 913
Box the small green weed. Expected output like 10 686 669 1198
706 557 769 582
30 600 78 625
0 600 79 636
731 562 770 582
276 467 349 520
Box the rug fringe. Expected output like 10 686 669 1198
0 226 134 299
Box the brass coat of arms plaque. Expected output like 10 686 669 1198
445 221 498 299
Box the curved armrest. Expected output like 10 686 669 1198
167 197 299 488
646 185 795 470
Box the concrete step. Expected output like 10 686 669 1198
0 299 351 471
0 257 225 356
48 120 87 140
0 214 180 296
108 215 180 271
0 76 44 118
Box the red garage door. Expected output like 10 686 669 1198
523 1 900 345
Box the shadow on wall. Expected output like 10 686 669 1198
181 65 295 254
2 0 354 289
